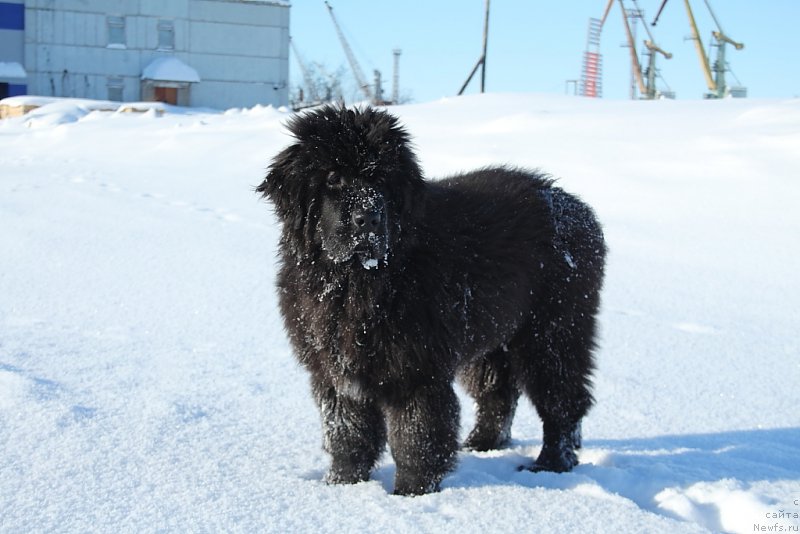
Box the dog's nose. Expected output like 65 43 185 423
351 209 382 233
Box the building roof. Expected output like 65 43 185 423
141 57 200 83
0 62 27 82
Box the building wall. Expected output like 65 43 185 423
20 0 289 108
186 1 289 109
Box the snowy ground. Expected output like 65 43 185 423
1 94 798 533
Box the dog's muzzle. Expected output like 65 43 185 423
348 190 389 270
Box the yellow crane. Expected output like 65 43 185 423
653 0 745 98
644 40 673 99
597 0 672 99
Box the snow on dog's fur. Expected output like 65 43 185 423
256 105 606 495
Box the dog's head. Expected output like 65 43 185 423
257 105 423 269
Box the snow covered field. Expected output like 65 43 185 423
1 94 798 533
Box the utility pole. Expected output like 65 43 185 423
458 0 490 95
480 0 490 93
392 49 401 104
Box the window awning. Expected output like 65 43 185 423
0 62 27 83
141 57 200 83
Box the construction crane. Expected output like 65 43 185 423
652 0 745 98
583 0 671 99
324 1 377 103
617 0 648 98
629 0 672 99
289 37 322 108
643 40 673 99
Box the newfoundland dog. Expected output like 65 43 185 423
256 105 606 496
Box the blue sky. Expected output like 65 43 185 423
288 0 799 103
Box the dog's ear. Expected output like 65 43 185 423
256 144 300 215
257 144 313 236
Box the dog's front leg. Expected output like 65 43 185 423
315 384 387 484
385 382 460 496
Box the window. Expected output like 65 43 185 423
107 77 124 101
107 16 125 48
157 20 174 50
0 2 24 30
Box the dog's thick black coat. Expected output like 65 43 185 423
257 106 606 495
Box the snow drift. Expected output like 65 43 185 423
0 93 798 533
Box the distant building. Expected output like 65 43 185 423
0 1 26 98
0 0 290 109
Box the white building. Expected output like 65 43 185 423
0 0 290 109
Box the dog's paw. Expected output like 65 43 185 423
525 446 579 473
462 430 511 452
392 479 439 497
324 465 370 485
392 470 442 496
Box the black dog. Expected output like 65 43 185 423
257 106 606 495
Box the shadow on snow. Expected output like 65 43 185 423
370 427 800 529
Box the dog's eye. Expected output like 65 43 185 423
326 172 342 187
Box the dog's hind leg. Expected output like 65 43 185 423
316 385 387 485
521 315 596 473
385 382 460 496
458 348 520 451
